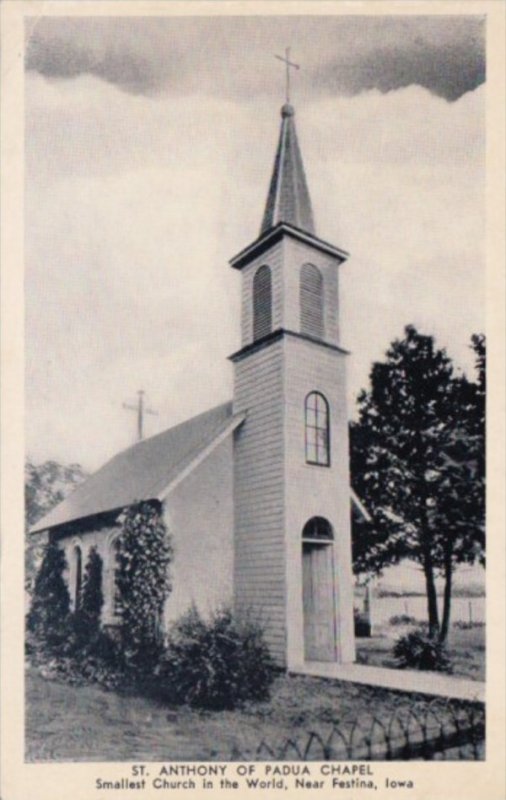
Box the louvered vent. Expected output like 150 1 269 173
253 265 272 341
300 263 324 339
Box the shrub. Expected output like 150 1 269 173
389 614 417 626
30 627 129 691
393 629 453 673
74 547 104 645
77 630 128 689
354 607 371 638
157 605 275 710
26 541 71 652
87 629 124 663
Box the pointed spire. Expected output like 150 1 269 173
260 103 316 237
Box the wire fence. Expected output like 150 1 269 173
230 700 485 761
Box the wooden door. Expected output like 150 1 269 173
302 542 336 662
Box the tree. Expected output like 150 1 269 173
435 334 485 639
25 459 87 528
350 326 485 641
75 547 104 643
26 541 71 648
25 459 87 592
116 501 173 668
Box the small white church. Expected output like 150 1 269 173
32 101 367 671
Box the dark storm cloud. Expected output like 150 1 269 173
25 18 179 95
25 15 485 102
316 19 485 102
26 37 155 94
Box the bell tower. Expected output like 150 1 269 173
230 102 355 668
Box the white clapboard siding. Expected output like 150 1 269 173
231 223 354 668
233 338 286 663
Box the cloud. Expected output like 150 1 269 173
318 39 485 103
25 15 485 102
27 37 156 95
25 18 178 95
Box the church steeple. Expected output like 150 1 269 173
230 91 355 671
260 103 316 236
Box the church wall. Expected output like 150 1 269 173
282 334 356 667
56 524 122 624
233 338 286 664
162 435 234 625
53 437 234 636
240 241 284 346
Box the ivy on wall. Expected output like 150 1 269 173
116 501 173 667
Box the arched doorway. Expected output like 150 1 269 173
302 517 336 662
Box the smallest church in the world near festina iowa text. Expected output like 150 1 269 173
32 96 369 672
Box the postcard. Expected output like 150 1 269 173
1 2 504 798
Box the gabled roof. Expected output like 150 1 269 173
31 402 245 534
31 397 371 535
260 103 316 236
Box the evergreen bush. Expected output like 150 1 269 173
393 629 453 672
74 547 104 645
157 605 275 710
26 541 71 652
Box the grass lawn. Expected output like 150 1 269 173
26 666 483 762
356 623 485 682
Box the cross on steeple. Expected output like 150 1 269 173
275 47 299 104
122 390 158 442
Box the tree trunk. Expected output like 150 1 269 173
440 546 453 642
415 455 440 639
423 550 440 637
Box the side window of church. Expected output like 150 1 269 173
252 264 272 340
300 263 324 339
305 391 330 466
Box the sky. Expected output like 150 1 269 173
25 14 486 472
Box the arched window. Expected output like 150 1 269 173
302 517 334 542
305 391 330 466
253 265 272 341
74 546 82 610
300 264 324 339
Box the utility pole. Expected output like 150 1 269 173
122 390 158 442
